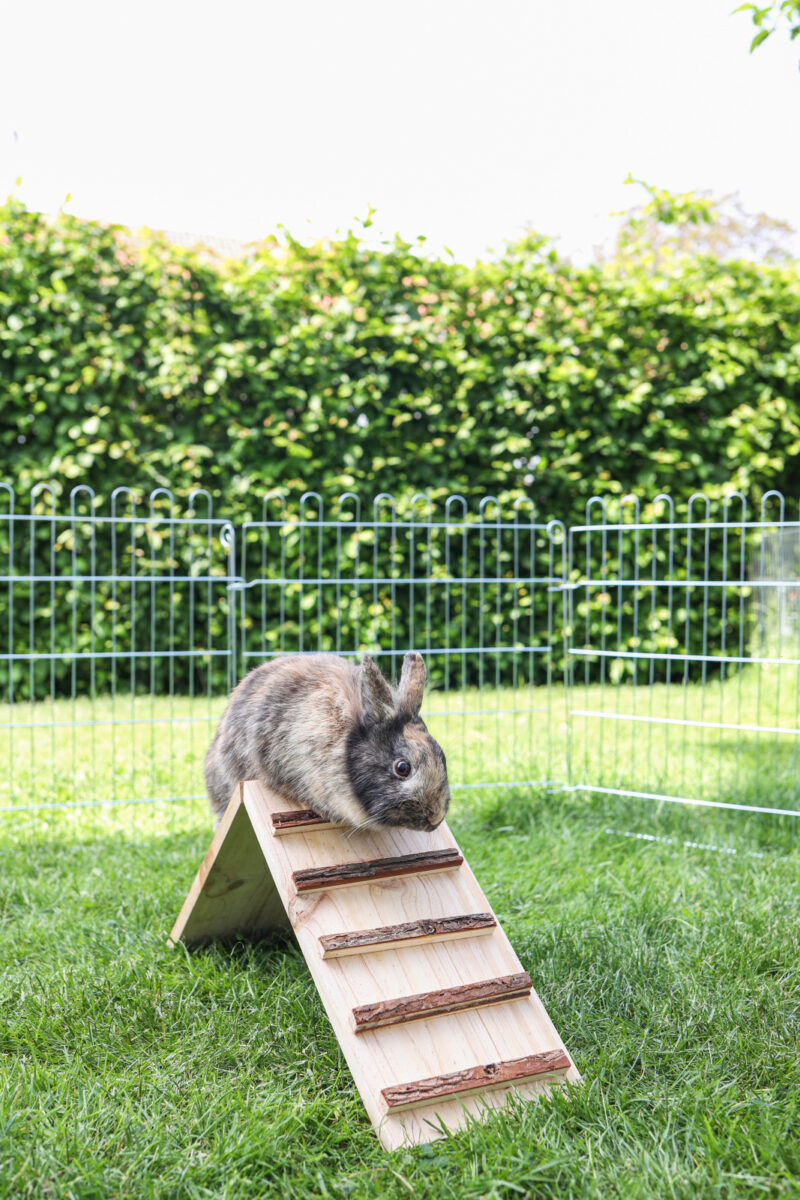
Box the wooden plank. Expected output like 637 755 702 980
168 785 291 946
172 780 581 1149
382 1049 571 1111
271 808 339 836
352 972 533 1032
292 848 463 894
238 781 580 1149
319 912 496 959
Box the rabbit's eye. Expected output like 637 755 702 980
393 759 411 778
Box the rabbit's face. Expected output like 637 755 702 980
345 651 451 832
346 714 450 832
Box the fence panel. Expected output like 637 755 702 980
236 492 568 795
0 485 236 811
3 481 799 824
565 491 800 819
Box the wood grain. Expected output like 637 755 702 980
292 848 463 893
382 1049 571 1111
319 912 496 959
170 779 581 1149
271 808 338 836
352 971 532 1032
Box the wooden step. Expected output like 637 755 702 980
352 971 533 1032
319 912 497 959
169 780 581 1150
292 847 463 894
271 808 339 836
382 1049 571 1111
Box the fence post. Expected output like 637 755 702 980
221 522 237 693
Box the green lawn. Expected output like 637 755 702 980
3 663 800 815
1 687 799 1198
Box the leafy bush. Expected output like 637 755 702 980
1 198 799 694
3 197 799 512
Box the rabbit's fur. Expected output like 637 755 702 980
205 651 450 831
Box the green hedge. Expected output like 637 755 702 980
2 198 799 511
1 199 799 695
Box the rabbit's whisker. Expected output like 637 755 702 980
345 815 382 840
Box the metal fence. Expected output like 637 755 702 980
564 491 800 821
1 483 798 823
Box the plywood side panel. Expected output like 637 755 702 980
168 786 291 946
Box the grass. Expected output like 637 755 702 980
1 686 799 1198
3 663 800 815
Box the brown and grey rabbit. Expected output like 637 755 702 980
204 650 450 832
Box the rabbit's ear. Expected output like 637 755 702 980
359 655 395 722
397 650 426 716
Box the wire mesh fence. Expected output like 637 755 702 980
0 484 236 811
235 491 567 796
1 483 798 824
565 490 800 820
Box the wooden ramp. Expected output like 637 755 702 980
169 780 580 1150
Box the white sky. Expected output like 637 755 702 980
1 0 798 262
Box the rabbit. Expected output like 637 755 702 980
204 650 450 832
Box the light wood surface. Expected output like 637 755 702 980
169 779 580 1149
168 784 290 946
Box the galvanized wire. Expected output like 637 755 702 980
565 491 800 820
1 483 799 823
1 485 236 811
236 491 563 798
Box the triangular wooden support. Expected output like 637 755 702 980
169 780 580 1150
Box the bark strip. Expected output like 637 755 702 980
270 808 337 834
292 848 463 893
319 912 496 958
382 1049 571 1110
352 971 532 1031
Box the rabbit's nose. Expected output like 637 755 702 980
425 800 448 829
